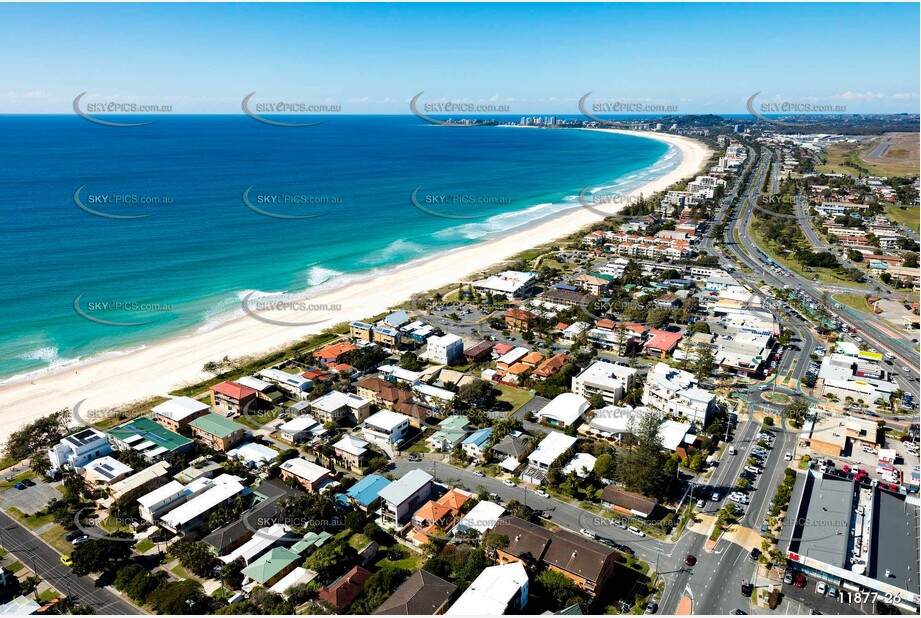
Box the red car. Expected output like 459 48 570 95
793 574 807 588
685 554 697 566
888 483 899 491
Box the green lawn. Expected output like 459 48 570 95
5 507 54 530
833 293 874 315
39 524 73 555
38 589 60 603
884 205 920 234
135 539 155 553
4 561 24 574
495 385 534 414
347 533 370 551
0 471 37 491
375 546 424 572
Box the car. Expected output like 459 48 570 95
885 353 896 360
535 489 548 498
842 464 850 474
502 479 515 487
793 573 807 588
733 611 748 615
741 580 754 596
21 479 34 487
71 536 90 546
816 581 827 595
854 337 863 343
685 554 697 566
60 555 73 567
579 528 596 539
902 366 911 373
612 519 627 529
13 483 26 490
387 550 403 560
696 499 705 508
749 548 760 561
758 385 769 391
406 454 420 462
64 530 85 542
783 572 794 585
711 491 720 501
784 451 793 461
744 466 761 475
614 542 634 555
827 585 838 598
644 601 658 614
473 470 485 477
627 526 645 537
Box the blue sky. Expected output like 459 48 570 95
1 3 918 114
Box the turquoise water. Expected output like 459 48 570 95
0 115 675 381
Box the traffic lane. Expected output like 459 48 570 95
741 429 792 532
659 530 711 614
0 511 142 614
693 542 754 615
699 421 761 516
388 460 663 562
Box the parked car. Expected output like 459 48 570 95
793 573 807 588
784 451 793 461
783 572 793 585
696 499 705 508
502 479 515 487
749 548 761 561
534 489 548 498
816 581 827 595
60 555 73 567
579 528 596 539
473 470 485 477
644 601 658 614
627 526 645 537
827 585 838 598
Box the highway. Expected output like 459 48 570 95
0 510 143 614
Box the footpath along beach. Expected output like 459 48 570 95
0 128 711 444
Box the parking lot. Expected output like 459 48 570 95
0 480 58 515
781 579 874 615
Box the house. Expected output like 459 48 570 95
496 346 529 370
48 428 113 474
472 270 538 299
138 480 202 523
536 393 589 428
109 460 171 500
521 432 577 485
410 489 472 545
426 334 464 365
332 435 372 471
575 273 612 296
645 329 683 358
463 341 494 364
349 320 374 342
237 376 285 406
342 474 391 512
378 469 433 527
445 562 529 615
373 570 458 615
81 455 132 487
356 377 414 410
258 368 312 399
278 415 322 444
0 596 41 615
504 308 537 332
532 353 569 380
373 326 401 347
452 500 505 538
643 362 716 424
108 417 193 460
279 458 332 493
227 442 280 468
541 288 595 308
427 415 470 451
160 474 250 532
242 547 302 589
382 310 410 329
461 427 493 460
202 480 296 556
209 381 258 416
313 341 358 365
542 530 618 596
317 566 374 611
363 410 412 448
601 486 658 520
562 452 597 476
571 361 638 406
653 293 682 309
152 397 210 431
489 515 552 568
310 391 372 424
189 414 248 452
378 364 423 386
491 434 531 472
220 523 294 566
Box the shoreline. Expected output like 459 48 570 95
0 128 711 444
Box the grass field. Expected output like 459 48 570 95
5 507 54 530
884 205 920 234
39 525 73 555
833 293 874 314
0 471 37 491
495 385 534 414
818 133 920 178
375 546 424 572
135 539 155 553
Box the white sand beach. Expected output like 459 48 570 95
0 129 710 444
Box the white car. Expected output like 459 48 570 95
696 499 705 508
580 528 596 539
473 470 485 477
503 479 516 487
784 451 793 461
628 526 645 537
744 466 761 475
534 489 548 498
712 492 721 501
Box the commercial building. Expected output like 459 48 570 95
426 333 464 365
472 270 538 299
571 361 638 406
642 362 716 425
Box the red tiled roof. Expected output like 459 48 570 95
210 381 257 399
313 341 358 361
645 329 683 352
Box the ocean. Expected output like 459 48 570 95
0 115 675 381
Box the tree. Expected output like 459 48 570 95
71 535 134 576
350 567 411 614
147 580 208 615
169 540 218 579
4 409 70 462
614 411 667 499
694 343 715 381
534 569 584 612
400 352 423 371
220 559 245 590
303 540 358 583
593 453 616 480
345 510 366 533
455 380 498 410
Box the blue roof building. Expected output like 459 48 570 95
345 474 392 512
461 427 494 460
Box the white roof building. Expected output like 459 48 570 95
377 364 423 384
496 346 530 366
82 456 133 485
537 393 590 428
572 360 638 405
236 376 275 392
527 432 578 469
364 410 410 433
445 562 529 615
452 501 506 536
109 460 171 500
220 523 292 565
279 458 331 485
413 383 456 404
227 442 279 467
310 391 371 416
333 435 369 457
472 270 538 299
642 362 716 425
562 453 597 476
152 397 210 423
161 474 248 531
